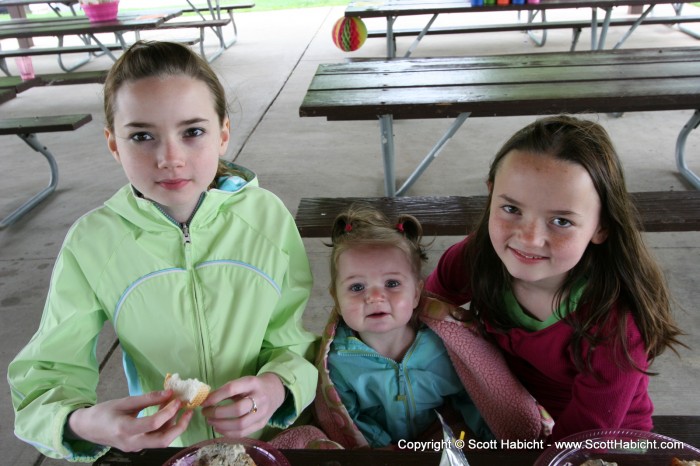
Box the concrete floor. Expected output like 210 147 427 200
1 5 699 465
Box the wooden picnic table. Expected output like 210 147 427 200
0 10 183 73
91 415 700 465
0 10 183 42
0 0 79 16
299 46 700 195
0 0 79 50
346 0 700 57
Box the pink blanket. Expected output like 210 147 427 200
314 295 553 449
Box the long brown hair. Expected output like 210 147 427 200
467 115 684 372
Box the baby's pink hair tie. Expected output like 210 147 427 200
396 222 404 232
344 223 353 232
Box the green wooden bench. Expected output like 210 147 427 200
346 0 700 57
0 70 107 90
368 15 700 55
0 88 16 105
0 114 92 228
0 38 201 76
294 192 700 237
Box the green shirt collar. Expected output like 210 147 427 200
504 280 586 331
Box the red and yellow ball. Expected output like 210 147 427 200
331 17 367 52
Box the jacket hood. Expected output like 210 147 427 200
104 162 258 232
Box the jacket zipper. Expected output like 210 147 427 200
181 223 191 244
153 193 214 437
337 333 423 437
153 192 205 245
336 350 415 431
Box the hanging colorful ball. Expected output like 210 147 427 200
331 17 367 52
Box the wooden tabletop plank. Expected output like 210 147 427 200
0 11 177 29
0 88 16 105
0 113 92 135
0 0 78 6
0 75 42 92
308 62 700 91
315 48 700 75
301 77 700 119
0 11 181 40
300 48 700 120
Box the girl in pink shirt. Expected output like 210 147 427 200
425 115 685 441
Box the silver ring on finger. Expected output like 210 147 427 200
245 395 257 415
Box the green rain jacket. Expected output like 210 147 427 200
8 165 318 462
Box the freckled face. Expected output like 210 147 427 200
335 245 422 339
488 150 607 292
105 75 229 223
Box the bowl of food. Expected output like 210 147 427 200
534 429 700 466
163 438 291 466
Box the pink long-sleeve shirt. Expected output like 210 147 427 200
425 237 653 441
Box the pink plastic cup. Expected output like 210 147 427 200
15 57 35 81
82 1 120 22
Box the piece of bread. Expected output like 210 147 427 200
671 459 700 466
164 373 210 409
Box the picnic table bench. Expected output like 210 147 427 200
299 46 700 197
0 88 16 104
0 70 107 92
368 14 700 53
0 113 92 228
294 192 700 237
0 37 201 74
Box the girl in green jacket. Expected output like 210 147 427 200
8 41 318 461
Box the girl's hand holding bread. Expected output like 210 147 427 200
66 390 193 452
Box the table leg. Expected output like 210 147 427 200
184 0 231 62
404 13 438 57
612 4 654 49
0 133 59 229
379 115 396 197
675 109 700 190
88 34 120 61
596 7 613 49
7 5 34 48
527 10 548 47
56 36 91 72
385 15 398 58
378 113 471 197
591 9 598 50
672 3 700 40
